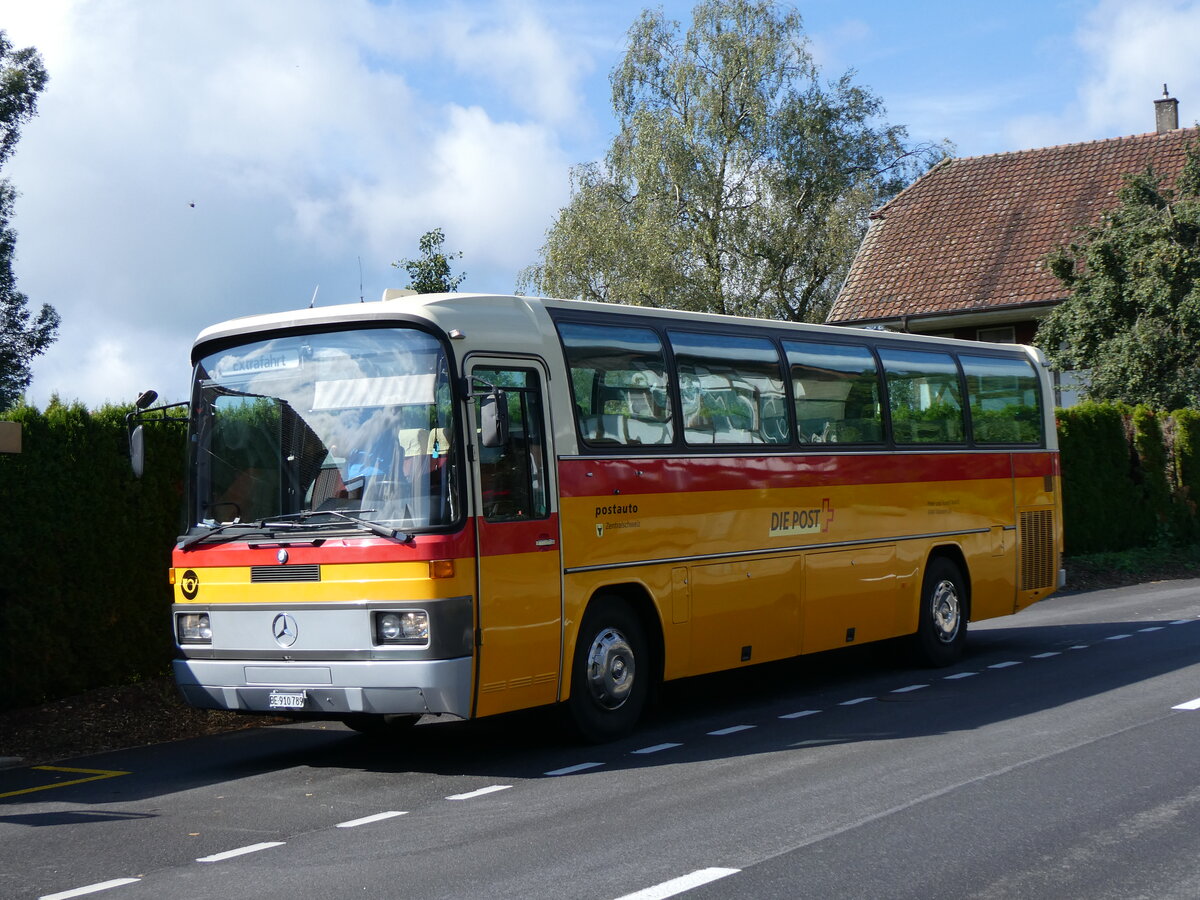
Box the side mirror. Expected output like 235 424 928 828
480 390 509 448
130 424 146 478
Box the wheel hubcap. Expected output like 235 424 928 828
586 627 636 710
931 579 961 643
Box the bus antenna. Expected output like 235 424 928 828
358 256 364 302
309 284 319 308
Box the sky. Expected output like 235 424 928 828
2 0 1199 409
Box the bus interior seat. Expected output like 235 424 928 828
581 413 629 444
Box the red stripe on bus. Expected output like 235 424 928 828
476 513 561 558
1012 453 1058 478
557 452 1057 498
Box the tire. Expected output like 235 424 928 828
339 714 421 736
567 599 650 743
912 556 968 667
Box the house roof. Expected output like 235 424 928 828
826 126 1199 326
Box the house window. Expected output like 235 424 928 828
976 326 1016 344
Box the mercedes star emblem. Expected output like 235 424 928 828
272 613 299 648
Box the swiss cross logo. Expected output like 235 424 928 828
820 497 835 532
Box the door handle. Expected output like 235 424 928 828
534 538 557 548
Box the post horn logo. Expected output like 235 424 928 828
180 570 200 600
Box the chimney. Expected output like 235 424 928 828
1155 84 1179 133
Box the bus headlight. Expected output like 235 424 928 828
177 613 212 644
375 610 430 645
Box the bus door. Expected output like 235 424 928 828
468 358 562 717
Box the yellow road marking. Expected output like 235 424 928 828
0 766 130 799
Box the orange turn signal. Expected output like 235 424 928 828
429 559 455 579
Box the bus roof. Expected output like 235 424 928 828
191 292 1048 367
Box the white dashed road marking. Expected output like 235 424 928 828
613 867 741 900
1172 697 1200 711
779 709 820 719
196 842 285 863
632 743 683 755
336 811 407 828
708 725 756 736
446 785 512 800
545 762 605 776
39 879 141 900
891 684 929 693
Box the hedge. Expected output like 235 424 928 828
1057 404 1200 554
0 400 186 710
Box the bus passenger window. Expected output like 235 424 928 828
962 355 1042 445
669 331 789 446
473 368 549 521
878 348 966 445
784 341 883 444
556 322 674 447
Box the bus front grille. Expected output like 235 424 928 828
1019 509 1055 591
251 565 321 583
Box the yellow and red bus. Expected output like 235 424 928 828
163 292 1062 740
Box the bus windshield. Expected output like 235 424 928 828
189 328 458 532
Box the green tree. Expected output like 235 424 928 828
0 31 56 410
520 0 944 321
1037 144 1200 410
392 227 466 294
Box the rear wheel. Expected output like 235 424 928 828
339 714 420 736
912 556 968 666
567 599 649 742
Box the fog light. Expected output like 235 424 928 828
178 613 212 644
375 610 429 645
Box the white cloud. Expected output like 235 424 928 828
438 1 594 128
1 0 594 408
1076 0 1200 134
1004 0 1200 150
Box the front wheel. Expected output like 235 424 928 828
912 557 968 667
567 599 650 742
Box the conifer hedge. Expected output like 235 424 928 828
0 401 185 710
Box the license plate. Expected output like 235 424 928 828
268 690 307 710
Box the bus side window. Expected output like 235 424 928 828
556 321 674 447
473 367 549 522
961 355 1043 445
878 348 966 445
783 340 884 444
669 331 789 446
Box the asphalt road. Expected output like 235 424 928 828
3 578 1200 900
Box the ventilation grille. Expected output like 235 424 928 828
1019 509 1055 591
251 565 321 583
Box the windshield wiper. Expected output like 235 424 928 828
180 511 410 551
179 520 264 551
260 510 412 543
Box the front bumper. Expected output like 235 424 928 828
174 656 473 719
